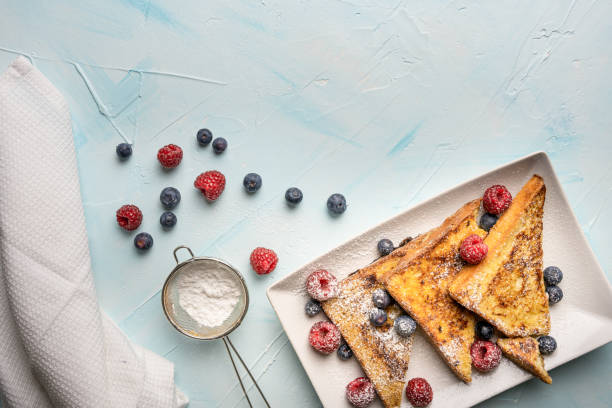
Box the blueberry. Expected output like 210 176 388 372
377 239 394 256
394 315 417 337
160 211 177 228
369 308 387 327
538 335 557 355
327 193 347 215
134 232 153 250
304 299 321 317
116 143 132 159
196 128 213 146
212 137 227 154
160 187 181 209
285 187 303 205
476 321 494 340
243 173 262 193
337 343 353 360
543 266 563 286
372 289 392 309
546 285 563 304
479 213 499 232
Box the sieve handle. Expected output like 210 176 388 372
173 246 195 264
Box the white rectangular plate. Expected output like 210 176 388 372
266 152 612 408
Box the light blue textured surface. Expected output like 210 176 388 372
1 1 611 407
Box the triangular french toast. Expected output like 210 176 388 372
497 337 552 383
379 199 485 383
449 175 550 337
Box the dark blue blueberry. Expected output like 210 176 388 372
372 289 392 309
304 299 321 317
160 187 181 209
285 187 303 205
196 128 213 146
476 321 494 340
546 285 563 304
479 213 499 232
212 137 227 154
337 343 353 360
327 193 347 215
134 232 153 250
243 173 262 193
377 239 394 256
116 143 132 159
538 335 557 355
394 315 417 337
160 211 177 228
369 308 387 327
543 266 563 286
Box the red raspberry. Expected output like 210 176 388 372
470 340 502 372
308 321 341 354
116 204 142 231
405 377 433 407
306 270 339 301
346 377 375 408
250 247 278 275
194 170 226 201
157 144 183 168
460 234 488 264
483 184 512 214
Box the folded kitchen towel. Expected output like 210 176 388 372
0 56 188 408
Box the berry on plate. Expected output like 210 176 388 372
346 377 375 408
369 308 387 327
196 128 213 146
194 170 226 201
337 343 353 360
157 144 183 168
243 173 262 193
546 285 563 304
116 143 132 159
405 377 433 407
305 299 322 317
308 320 341 354
285 187 303 205
476 321 494 340
372 289 392 309
212 137 227 154
460 234 488 264
116 204 142 231
160 187 181 209
538 335 557 355
377 238 394 256
159 211 177 228
134 232 153 250
479 213 498 232
470 340 501 372
250 247 278 275
306 270 339 301
394 315 416 337
483 184 512 214
327 193 347 215
543 266 563 286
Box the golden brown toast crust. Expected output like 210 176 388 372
381 199 484 383
449 175 550 337
497 337 552 384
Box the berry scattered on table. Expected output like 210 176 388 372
369 308 387 327
243 173 262 193
306 270 339 301
134 232 153 250
250 247 278 275
483 184 512 215
476 321 494 341
377 239 394 256
543 266 563 287
394 315 417 337
160 187 181 209
337 343 353 360
346 377 375 408
538 335 557 355
194 170 226 201
327 193 347 215
372 288 392 309
116 204 142 231
308 320 341 354
159 211 177 228
479 213 498 232
470 340 502 372
405 377 433 407
196 128 213 146
116 143 132 159
157 144 183 168
460 234 488 264
546 285 563 304
305 299 322 317
285 187 303 205
212 137 227 154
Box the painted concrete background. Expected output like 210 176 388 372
1 0 611 407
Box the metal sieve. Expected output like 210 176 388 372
162 246 270 408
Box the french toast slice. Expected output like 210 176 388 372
380 199 485 383
497 337 552 384
449 175 550 337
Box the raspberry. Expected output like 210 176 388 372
470 340 502 372
306 270 339 301
346 377 375 408
405 377 433 407
116 204 142 231
308 321 341 354
157 144 183 168
483 184 512 214
250 247 278 275
194 170 226 201
460 234 488 264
